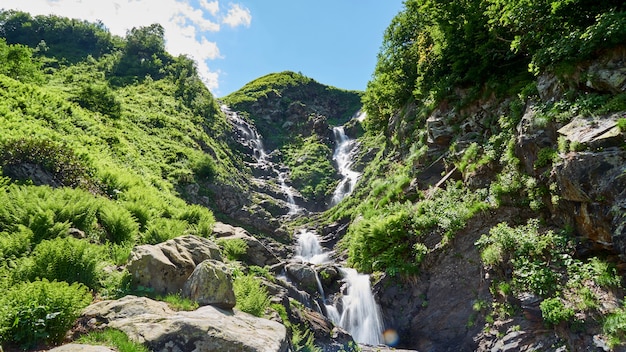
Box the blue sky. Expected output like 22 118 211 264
2 0 404 96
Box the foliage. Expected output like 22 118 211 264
232 271 270 317
0 137 94 188
284 135 337 201
0 38 42 83
19 236 104 290
217 238 249 261
0 279 92 348
0 10 118 63
618 118 626 132
77 328 149 352
604 304 626 348
540 297 574 326
344 183 488 275
73 83 122 118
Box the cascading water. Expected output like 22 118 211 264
294 229 384 346
331 126 361 206
222 105 301 214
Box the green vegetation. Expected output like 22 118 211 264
0 279 92 348
0 10 242 347
232 271 270 317
78 328 149 352
284 135 337 201
158 293 199 311
217 237 249 261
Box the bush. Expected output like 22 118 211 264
143 218 188 244
233 272 269 317
0 279 92 348
0 138 93 188
540 297 574 327
97 202 138 244
22 236 103 289
73 83 122 119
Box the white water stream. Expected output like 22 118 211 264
331 126 361 206
294 229 384 345
223 105 301 215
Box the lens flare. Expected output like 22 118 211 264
383 329 399 346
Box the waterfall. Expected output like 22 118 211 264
294 229 384 345
331 126 361 206
222 105 301 214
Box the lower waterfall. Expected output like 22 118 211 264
294 229 384 345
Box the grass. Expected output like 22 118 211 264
78 328 149 352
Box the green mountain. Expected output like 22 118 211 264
1 1 626 351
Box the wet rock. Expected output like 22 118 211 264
285 262 320 296
126 235 221 295
182 259 236 309
81 295 289 352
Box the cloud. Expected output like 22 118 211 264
222 3 252 28
0 0 252 92
200 0 220 16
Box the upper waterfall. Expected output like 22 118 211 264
330 125 361 206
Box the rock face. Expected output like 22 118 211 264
552 149 626 252
81 295 289 352
126 235 222 295
182 259 236 309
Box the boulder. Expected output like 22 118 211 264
213 222 281 266
81 295 289 352
285 262 320 296
126 235 222 295
182 259 236 309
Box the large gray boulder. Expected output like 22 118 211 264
81 295 289 352
126 235 222 295
182 259 236 309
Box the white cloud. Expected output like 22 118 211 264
200 0 220 16
0 0 252 92
222 3 251 28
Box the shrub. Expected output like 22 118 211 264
217 238 248 261
233 272 269 317
143 218 188 244
177 204 214 237
540 297 574 327
0 225 34 260
0 138 93 188
22 236 103 289
73 83 122 119
97 202 139 244
192 154 216 181
0 279 92 348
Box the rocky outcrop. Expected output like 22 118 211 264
182 259 236 309
80 295 289 352
126 235 222 295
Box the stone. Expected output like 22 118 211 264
182 259 236 309
126 235 222 295
285 262 320 295
48 344 116 352
81 295 289 352
557 114 622 149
